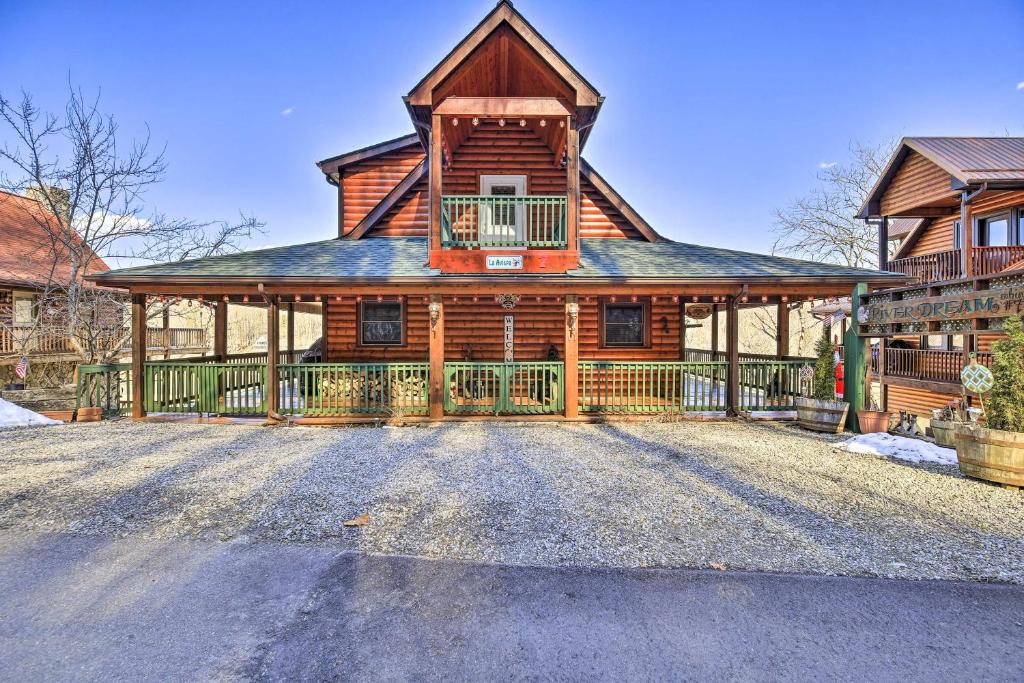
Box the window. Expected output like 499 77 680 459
953 220 962 249
359 300 403 346
978 212 1012 247
13 293 35 327
601 300 649 347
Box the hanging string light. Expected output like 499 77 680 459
472 117 479 126
498 118 506 127
451 118 459 127
519 119 526 127
539 119 547 127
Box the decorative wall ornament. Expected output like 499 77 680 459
686 303 712 320
496 294 520 310
566 301 579 338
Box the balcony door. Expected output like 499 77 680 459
479 175 526 247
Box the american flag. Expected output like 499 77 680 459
14 356 28 379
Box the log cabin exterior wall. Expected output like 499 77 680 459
879 151 957 216
340 146 424 236
904 190 1024 258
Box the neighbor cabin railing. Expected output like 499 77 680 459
76 363 133 417
143 362 267 415
579 361 729 412
445 362 564 415
278 363 429 416
441 195 567 248
888 250 962 283
884 348 993 384
681 349 815 364
146 326 209 350
972 246 1024 276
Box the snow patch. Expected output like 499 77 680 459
835 433 958 467
0 398 60 429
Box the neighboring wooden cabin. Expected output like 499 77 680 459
860 137 1024 418
93 1 903 423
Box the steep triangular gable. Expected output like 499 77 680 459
406 0 600 108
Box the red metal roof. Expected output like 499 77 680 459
905 137 1024 184
0 190 109 290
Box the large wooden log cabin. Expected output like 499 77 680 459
91 0 902 422
859 137 1024 420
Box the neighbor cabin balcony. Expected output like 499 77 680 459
887 245 1024 284
1 325 209 363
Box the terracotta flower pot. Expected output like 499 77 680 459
76 406 103 423
856 409 891 434
954 424 1024 488
929 418 958 448
795 397 850 434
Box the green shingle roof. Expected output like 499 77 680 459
95 237 903 282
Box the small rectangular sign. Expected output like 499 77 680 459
504 315 514 363
486 255 523 270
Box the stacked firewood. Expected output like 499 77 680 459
319 373 426 405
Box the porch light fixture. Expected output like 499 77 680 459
672 296 679 304
473 296 479 303
610 296 616 302
377 295 383 302
741 295 749 303
334 295 341 302
223 295 229 302
243 295 249 303
567 301 579 338
294 295 301 302
314 295 321 302
781 295 788 303
197 295 204 302
651 296 658 303
692 296 698 303
535 296 541 302
761 295 768 304
356 296 362 302
631 296 638 303
559 120 565 128
429 301 442 329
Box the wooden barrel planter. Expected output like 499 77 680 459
76 406 103 422
954 425 1024 488
856 409 892 434
795 397 850 433
930 419 958 448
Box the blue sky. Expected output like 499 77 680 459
2 0 1023 256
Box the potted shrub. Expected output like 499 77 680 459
796 334 850 433
954 315 1024 487
930 396 967 448
855 363 891 434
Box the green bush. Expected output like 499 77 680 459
812 333 837 402
986 315 1024 433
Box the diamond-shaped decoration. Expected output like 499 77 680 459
961 362 994 394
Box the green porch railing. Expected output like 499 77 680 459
76 363 133 417
278 363 429 416
736 360 813 411
441 195 567 248
143 362 267 415
579 361 729 412
445 362 563 415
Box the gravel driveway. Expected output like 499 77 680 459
1 420 1022 582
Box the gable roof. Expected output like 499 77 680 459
859 137 1024 218
92 236 906 287
405 0 601 108
316 133 421 181
0 190 109 290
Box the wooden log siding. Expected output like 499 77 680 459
323 298 430 362
880 150 957 216
441 120 565 195
903 190 1024 265
341 146 424 236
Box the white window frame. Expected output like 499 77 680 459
479 174 527 248
12 292 36 327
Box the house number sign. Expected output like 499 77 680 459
487 255 523 270
504 315 514 362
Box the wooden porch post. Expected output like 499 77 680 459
214 300 228 361
161 307 170 359
266 297 280 417
776 302 789 359
428 294 445 420
679 301 687 360
131 293 146 419
286 302 295 363
878 216 889 271
429 114 443 254
564 295 579 418
726 296 739 416
711 305 719 355
565 115 579 255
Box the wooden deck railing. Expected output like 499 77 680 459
146 326 209 350
279 363 429 416
1 325 208 357
445 362 564 415
681 349 814 364
884 348 993 384
143 362 267 415
77 363 133 417
579 361 729 412
441 195 567 248
888 245 1024 284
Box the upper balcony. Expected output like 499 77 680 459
888 245 1024 284
441 194 567 249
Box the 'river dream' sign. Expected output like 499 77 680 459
859 285 1024 332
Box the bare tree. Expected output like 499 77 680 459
773 141 896 268
0 86 263 366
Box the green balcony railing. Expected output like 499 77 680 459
278 363 429 416
579 361 729 413
445 362 563 415
143 362 267 415
441 195 567 248
77 363 133 417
